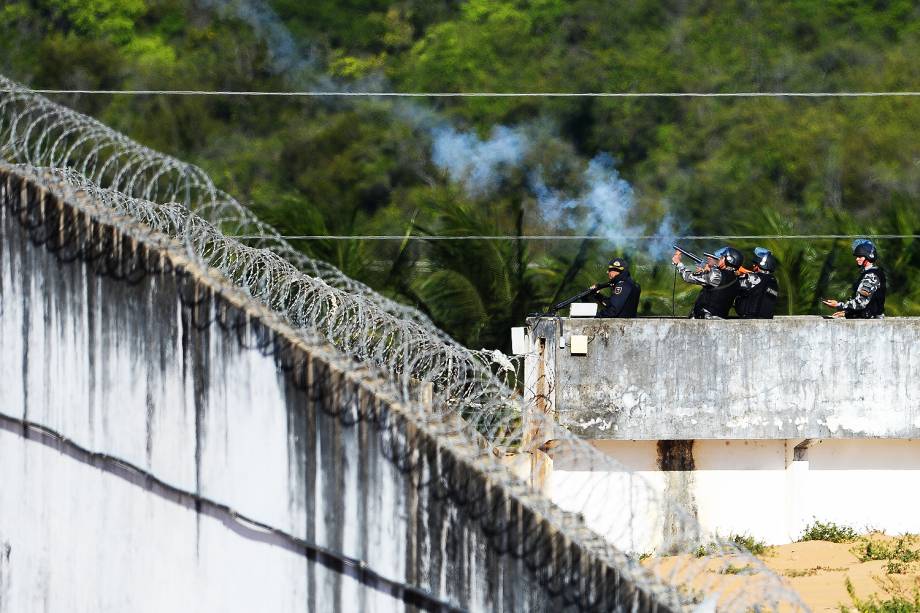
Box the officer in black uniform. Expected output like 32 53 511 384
734 247 780 319
822 239 887 318
590 256 641 318
672 246 742 318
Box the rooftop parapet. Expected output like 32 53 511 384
526 316 920 440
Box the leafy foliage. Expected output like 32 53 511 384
843 578 920 613
4 1 920 348
729 533 768 556
799 520 860 543
854 536 920 564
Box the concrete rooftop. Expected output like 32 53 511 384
526 316 920 440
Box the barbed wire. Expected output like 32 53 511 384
0 74 807 612
32 88 920 98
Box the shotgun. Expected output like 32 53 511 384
549 280 614 314
673 245 705 265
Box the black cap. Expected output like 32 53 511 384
607 256 628 272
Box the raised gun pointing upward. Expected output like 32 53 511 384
673 245 704 265
673 245 720 265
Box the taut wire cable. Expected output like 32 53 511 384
232 233 920 241
31 89 920 98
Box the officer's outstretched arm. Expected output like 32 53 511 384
675 262 719 286
839 273 880 312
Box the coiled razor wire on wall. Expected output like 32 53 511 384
0 75 807 612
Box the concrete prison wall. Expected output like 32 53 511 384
0 167 660 613
525 317 920 547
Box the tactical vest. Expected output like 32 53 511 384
598 276 641 318
692 271 739 318
620 278 641 317
846 266 886 318
735 273 779 319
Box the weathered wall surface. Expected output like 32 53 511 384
549 439 920 546
0 170 650 613
529 317 920 440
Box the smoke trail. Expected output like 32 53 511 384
532 152 680 258
581 153 635 236
195 0 312 75
192 0 681 257
430 125 530 197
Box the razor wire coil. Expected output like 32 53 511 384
0 74 809 613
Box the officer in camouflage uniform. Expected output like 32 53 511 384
672 246 742 318
734 247 780 319
822 239 887 319
590 256 641 318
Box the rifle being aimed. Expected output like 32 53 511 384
546 280 614 315
673 245 756 275
673 245 719 266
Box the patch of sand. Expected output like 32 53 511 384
762 536 920 612
642 534 920 611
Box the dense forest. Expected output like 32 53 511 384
3 0 920 350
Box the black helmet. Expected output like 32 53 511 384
607 256 628 272
852 239 877 262
714 246 743 269
752 247 777 272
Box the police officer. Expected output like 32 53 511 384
734 247 780 319
822 239 887 319
590 256 641 318
672 246 742 318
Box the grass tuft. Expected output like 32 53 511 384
799 520 860 543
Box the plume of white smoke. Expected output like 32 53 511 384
529 171 578 225
430 125 530 197
193 0 680 258
532 152 680 258
581 152 635 235
195 0 311 75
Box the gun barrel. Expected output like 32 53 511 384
551 281 611 312
672 245 704 265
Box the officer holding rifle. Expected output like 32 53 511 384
672 246 742 319
545 256 640 318
589 256 641 318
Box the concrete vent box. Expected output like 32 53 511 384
570 335 588 355
569 303 597 317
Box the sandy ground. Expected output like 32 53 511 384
761 536 920 611
642 534 920 611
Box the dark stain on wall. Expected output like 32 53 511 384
0 541 10 611
657 440 695 471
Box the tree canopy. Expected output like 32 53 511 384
4 0 920 349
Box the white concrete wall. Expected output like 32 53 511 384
0 198 411 612
549 439 920 551
0 426 406 613
0 176 570 613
